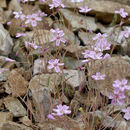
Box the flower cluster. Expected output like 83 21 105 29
13 10 47 27
50 28 66 46
9 0 129 122
25 41 41 49
13 11 26 21
82 33 110 63
47 104 71 120
109 79 130 105
108 79 130 120
49 0 65 9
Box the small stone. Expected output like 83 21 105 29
117 120 129 130
0 24 14 56
4 96 26 117
2 82 12 94
0 0 6 8
78 31 95 46
13 40 31 69
0 121 33 130
63 69 85 88
0 112 13 122
19 116 32 127
8 69 28 97
29 73 61 94
8 0 22 11
26 29 53 46
0 68 10 81
29 86 51 117
59 9 97 31
0 56 15 68
64 56 82 69
0 99 4 110
0 8 6 24
33 58 46 75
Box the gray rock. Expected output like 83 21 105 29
59 9 97 31
0 68 10 81
65 0 130 23
0 24 14 56
33 58 46 75
0 8 6 24
4 97 26 117
29 86 51 117
0 121 33 130
8 69 28 97
29 73 61 117
25 29 53 46
78 31 95 46
0 112 13 122
29 73 61 94
63 69 85 88
64 56 82 69
8 0 22 11
0 0 6 8
13 40 31 69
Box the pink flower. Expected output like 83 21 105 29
109 92 125 105
92 33 110 52
7 22 11 26
37 10 47 17
49 0 65 9
93 33 107 41
113 79 130 92
25 41 41 49
53 104 71 116
5 58 15 62
50 28 66 46
71 0 83 2
41 48 48 54
94 39 110 52
120 27 130 38
40 0 46 2
48 59 64 73
103 53 110 60
92 72 106 80
25 14 42 27
16 32 27 38
115 8 128 18
47 114 56 120
13 11 26 21
122 107 130 120
82 50 95 59
19 0 35 2
82 50 103 63
79 6 92 13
